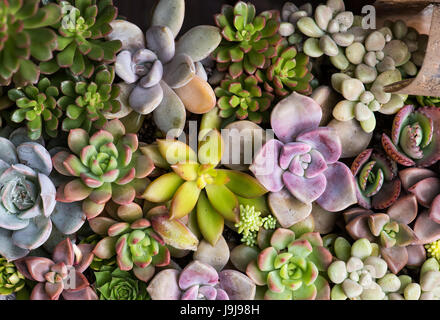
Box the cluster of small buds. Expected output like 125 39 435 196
236 205 277 246
425 240 440 261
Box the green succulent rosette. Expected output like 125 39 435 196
41 0 122 78
58 65 120 132
212 1 282 78
0 257 25 295
256 45 314 97
0 0 61 86
7 77 62 140
94 265 149 300
215 74 274 123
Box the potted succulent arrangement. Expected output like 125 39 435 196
1 0 440 301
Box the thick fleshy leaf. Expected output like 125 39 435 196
171 161 199 181
52 238 74 266
88 217 117 236
51 201 86 235
316 162 357 212
142 172 184 202
170 181 201 219
179 260 218 290
270 228 296 251
414 211 440 245
175 25 222 62
146 269 181 300
345 215 375 242
0 138 18 164
197 192 224 246
151 214 199 250
399 168 437 191
17 143 52 176
157 139 197 165
387 194 417 225
67 129 89 155
93 236 118 259
23 257 54 282
61 179 92 202
268 189 312 228
297 128 342 164
220 169 267 198
205 184 239 222
270 92 322 143
38 173 56 217
380 246 408 274
0 228 29 261
249 139 284 193
408 177 440 207
283 171 326 204
12 216 52 250
246 259 268 286
219 270 255 300
198 129 223 166
257 247 277 272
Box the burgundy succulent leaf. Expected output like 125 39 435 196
14 239 97 300
250 92 356 212
344 195 419 273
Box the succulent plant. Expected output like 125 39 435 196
0 256 25 295
58 65 121 133
297 0 355 58
256 45 314 97
0 0 61 86
235 204 276 246
344 195 426 274
382 105 440 167
14 238 97 300
40 0 122 78
215 74 274 123
279 2 313 48
0 129 57 261
142 130 268 246
331 71 407 133
109 0 221 136
250 92 357 215
80 234 116 271
94 265 149 300
7 77 62 140
413 95 440 108
147 260 256 300
92 216 171 282
52 119 154 219
328 237 388 300
397 167 440 244
244 228 332 300
212 1 282 79
387 258 440 300
351 148 401 210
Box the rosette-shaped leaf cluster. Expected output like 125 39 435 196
8 78 62 140
212 1 282 79
250 92 357 213
0 0 61 86
382 105 440 167
94 265 149 300
256 45 313 97
142 130 268 246
52 119 154 219
58 65 121 132
351 148 401 210
344 195 426 274
15 238 97 300
0 130 57 261
215 74 274 123
328 238 388 300
279 2 313 47
40 0 122 78
109 0 221 136
92 217 171 282
147 260 256 300
0 256 25 295
297 0 354 58
245 228 332 300
148 261 229 300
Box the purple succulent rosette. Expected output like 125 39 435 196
147 261 228 300
0 128 86 261
250 92 357 212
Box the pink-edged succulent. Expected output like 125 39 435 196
382 105 440 167
351 148 401 210
14 238 97 300
52 119 154 219
242 228 332 300
90 204 199 283
147 260 256 300
344 194 426 274
399 167 440 245
250 92 357 212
